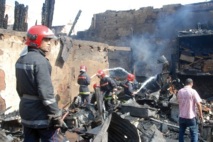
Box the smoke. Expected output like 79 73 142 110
90 67 130 80
103 67 130 80
130 35 168 77
130 4 212 77
155 6 194 39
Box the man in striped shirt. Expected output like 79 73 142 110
177 78 203 142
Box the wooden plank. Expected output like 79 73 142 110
203 60 213 72
180 54 195 62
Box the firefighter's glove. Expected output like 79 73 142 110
49 115 68 129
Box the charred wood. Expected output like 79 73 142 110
42 0 55 28
68 10 82 36
0 0 6 28
3 14 8 29
13 1 28 31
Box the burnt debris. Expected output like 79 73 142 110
0 72 213 141
42 0 55 28
13 1 28 31
0 0 7 29
175 28 213 99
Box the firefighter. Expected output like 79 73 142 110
124 73 137 97
96 69 117 111
120 73 137 101
15 25 66 141
77 65 91 106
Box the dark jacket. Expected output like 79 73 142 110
121 81 134 97
77 71 90 94
15 48 61 128
100 77 117 93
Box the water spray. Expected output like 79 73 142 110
135 75 157 94
90 74 97 79
90 67 131 79
103 67 130 74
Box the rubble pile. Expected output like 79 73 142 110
1 72 213 142
61 92 213 141
0 109 22 142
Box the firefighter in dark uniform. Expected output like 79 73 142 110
120 73 137 101
77 65 91 106
96 69 117 111
15 25 65 141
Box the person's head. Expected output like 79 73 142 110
26 25 57 52
96 69 105 78
80 65 87 72
127 73 135 82
185 78 193 87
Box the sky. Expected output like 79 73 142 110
6 0 208 33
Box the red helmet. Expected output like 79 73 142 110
93 83 100 89
26 25 56 48
96 69 105 78
127 73 135 81
80 65 87 72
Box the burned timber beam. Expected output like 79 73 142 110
68 10 82 36
3 14 8 29
13 1 28 31
0 0 6 29
42 0 55 28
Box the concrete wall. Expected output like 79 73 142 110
0 29 131 112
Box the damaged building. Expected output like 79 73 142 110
0 0 213 142
175 29 213 99
76 1 213 78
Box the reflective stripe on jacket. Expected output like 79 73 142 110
100 77 117 92
15 48 61 128
77 71 90 93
